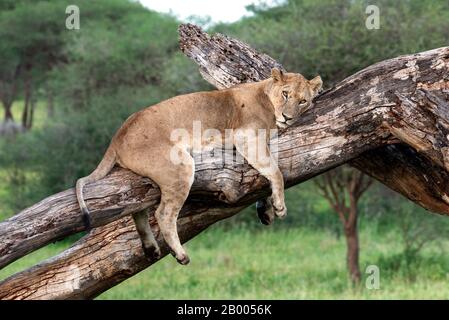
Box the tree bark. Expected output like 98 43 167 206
1 101 22 135
0 63 21 123
3 103 13 122
27 95 36 129
0 24 449 299
47 88 54 118
344 223 361 284
21 68 32 130
345 192 361 284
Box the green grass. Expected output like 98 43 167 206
2 223 448 299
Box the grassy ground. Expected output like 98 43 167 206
1 222 448 299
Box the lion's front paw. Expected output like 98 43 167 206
275 206 287 219
272 201 287 219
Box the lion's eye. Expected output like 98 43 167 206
282 91 289 99
299 99 307 105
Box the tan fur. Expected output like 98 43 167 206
76 68 322 264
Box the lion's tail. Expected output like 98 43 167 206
76 146 116 230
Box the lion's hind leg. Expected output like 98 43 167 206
125 144 194 265
154 147 195 265
132 209 161 260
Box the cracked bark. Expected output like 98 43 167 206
0 24 448 299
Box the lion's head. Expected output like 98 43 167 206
266 68 322 128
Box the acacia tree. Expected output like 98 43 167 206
0 60 21 126
0 2 19 127
314 167 373 283
0 0 72 131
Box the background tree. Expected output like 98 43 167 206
0 1 23 133
314 167 373 283
0 0 69 132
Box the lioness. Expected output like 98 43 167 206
76 68 322 265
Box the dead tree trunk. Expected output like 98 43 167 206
0 24 449 299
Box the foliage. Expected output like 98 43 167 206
371 195 449 280
216 0 449 85
53 1 180 108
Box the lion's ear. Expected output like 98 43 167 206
271 68 285 82
309 76 323 94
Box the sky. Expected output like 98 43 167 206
138 0 274 23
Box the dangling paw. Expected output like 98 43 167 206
174 251 190 265
272 197 287 219
256 199 275 225
176 254 190 265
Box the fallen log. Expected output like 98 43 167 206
0 24 448 299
